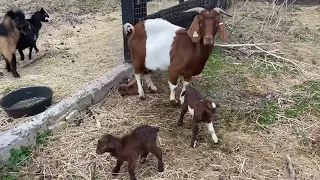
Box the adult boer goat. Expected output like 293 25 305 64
0 4 31 78
123 7 231 106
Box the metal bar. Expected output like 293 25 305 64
120 0 134 63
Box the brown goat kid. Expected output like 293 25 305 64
96 125 164 180
118 78 139 96
0 4 31 78
123 7 231 106
178 86 220 148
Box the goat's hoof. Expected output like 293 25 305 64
158 163 164 172
191 141 197 148
177 121 183 126
139 96 146 100
13 73 20 78
111 170 119 176
148 88 157 94
170 100 179 107
140 156 147 164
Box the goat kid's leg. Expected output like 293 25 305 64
5 60 11 72
18 49 24 61
191 122 199 148
128 159 137 180
144 73 157 93
177 106 187 126
207 122 219 143
149 145 164 172
11 54 20 78
28 46 33 60
34 42 39 53
135 74 145 100
140 151 149 164
112 159 124 176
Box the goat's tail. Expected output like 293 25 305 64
123 23 135 37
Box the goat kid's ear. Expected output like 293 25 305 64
7 11 15 18
40 8 45 13
216 15 229 44
188 15 201 43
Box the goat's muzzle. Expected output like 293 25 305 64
203 36 214 45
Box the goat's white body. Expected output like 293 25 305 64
144 18 183 71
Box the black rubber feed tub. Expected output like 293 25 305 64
0 86 53 119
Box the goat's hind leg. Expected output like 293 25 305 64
10 54 20 78
148 145 164 172
135 73 145 100
140 150 149 164
144 72 157 94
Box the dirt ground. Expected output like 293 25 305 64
1 0 320 180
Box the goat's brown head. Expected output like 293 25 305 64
5 4 31 35
194 99 220 124
185 7 231 45
96 134 120 156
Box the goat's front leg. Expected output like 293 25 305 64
18 49 24 61
168 73 180 107
144 73 157 94
207 122 218 143
135 74 145 100
128 159 137 180
28 46 33 60
191 122 199 148
177 105 187 126
112 159 124 176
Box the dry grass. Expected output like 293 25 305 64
12 72 319 180
2 0 320 180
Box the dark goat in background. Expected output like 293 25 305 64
0 4 31 78
96 125 164 180
17 8 50 61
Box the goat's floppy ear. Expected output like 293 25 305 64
193 101 205 121
188 15 201 43
127 79 137 87
7 10 15 18
216 15 229 43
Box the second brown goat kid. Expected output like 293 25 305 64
178 86 220 148
96 125 164 180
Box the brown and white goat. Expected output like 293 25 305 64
0 4 31 78
123 7 231 106
178 86 219 148
96 125 164 180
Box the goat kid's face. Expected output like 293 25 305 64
187 8 231 45
194 100 219 124
96 134 118 155
40 8 51 22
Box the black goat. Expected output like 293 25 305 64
17 8 50 61
0 4 31 78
